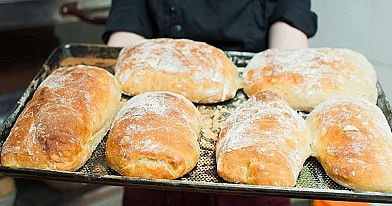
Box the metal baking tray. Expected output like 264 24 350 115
1 43 392 203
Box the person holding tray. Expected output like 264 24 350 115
102 0 317 52
102 0 317 205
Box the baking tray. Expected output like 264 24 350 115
1 43 392 203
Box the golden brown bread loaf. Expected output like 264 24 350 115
106 91 201 179
1 65 122 171
242 48 378 112
216 90 312 186
307 97 392 193
114 38 241 103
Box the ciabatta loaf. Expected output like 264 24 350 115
1 65 122 171
106 91 201 179
114 38 241 103
307 97 392 193
242 48 377 112
216 90 312 186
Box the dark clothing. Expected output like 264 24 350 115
122 188 291 206
104 1 316 205
102 0 317 52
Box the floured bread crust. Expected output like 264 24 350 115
114 38 241 104
1 65 122 171
242 48 378 112
307 97 392 193
216 90 312 186
106 91 201 179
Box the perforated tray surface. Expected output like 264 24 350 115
1 44 392 203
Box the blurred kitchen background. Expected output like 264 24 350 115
0 0 392 205
310 0 392 102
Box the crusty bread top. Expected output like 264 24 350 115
243 48 378 111
114 38 241 103
106 91 201 179
216 90 312 186
217 90 311 157
115 38 231 83
307 97 392 192
1 65 122 171
113 91 201 138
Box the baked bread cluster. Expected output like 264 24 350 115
217 47 392 193
217 89 392 193
2 40 391 194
